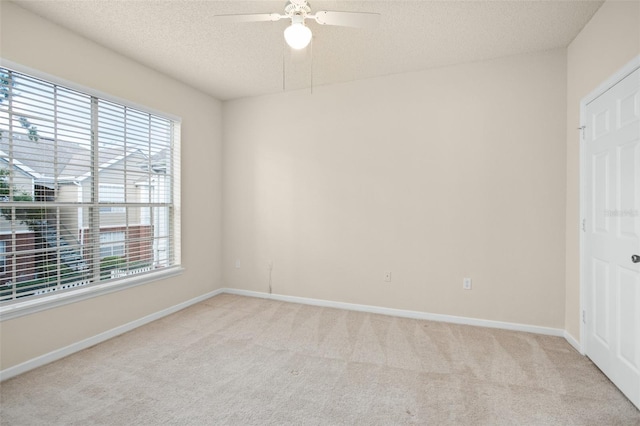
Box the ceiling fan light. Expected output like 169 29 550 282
284 23 312 49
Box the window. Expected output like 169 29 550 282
0 66 181 306
99 231 126 258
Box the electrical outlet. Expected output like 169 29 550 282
463 278 472 290
235 259 241 269
384 272 392 282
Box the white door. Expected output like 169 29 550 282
585 66 640 410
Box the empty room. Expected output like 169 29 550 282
0 0 639 424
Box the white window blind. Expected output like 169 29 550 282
0 240 6 272
99 184 125 213
0 66 180 304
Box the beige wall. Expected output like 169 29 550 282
565 0 640 342
0 2 223 370
223 49 567 328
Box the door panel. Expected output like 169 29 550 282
593 153 610 233
618 89 639 128
618 266 638 369
593 258 610 345
618 141 639 237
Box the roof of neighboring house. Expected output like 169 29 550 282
144 148 169 173
0 156 38 180
0 133 155 184
134 149 170 186
0 134 80 181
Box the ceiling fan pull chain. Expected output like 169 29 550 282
282 38 286 92
310 36 314 95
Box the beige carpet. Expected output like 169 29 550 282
1 294 639 425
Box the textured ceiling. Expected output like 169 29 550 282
11 0 604 101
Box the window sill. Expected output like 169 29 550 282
0 267 184 322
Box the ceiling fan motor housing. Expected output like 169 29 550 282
285 0 311 17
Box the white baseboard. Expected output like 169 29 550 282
223 288 566 337
0 288 224 382
563 330 583 354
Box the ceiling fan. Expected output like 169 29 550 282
214 0 381 50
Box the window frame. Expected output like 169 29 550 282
0 59 182 321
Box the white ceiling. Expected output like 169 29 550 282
11 0 604 101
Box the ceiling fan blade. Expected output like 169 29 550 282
312 11 380 28
213 13 284 23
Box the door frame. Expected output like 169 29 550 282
579 54 640 355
